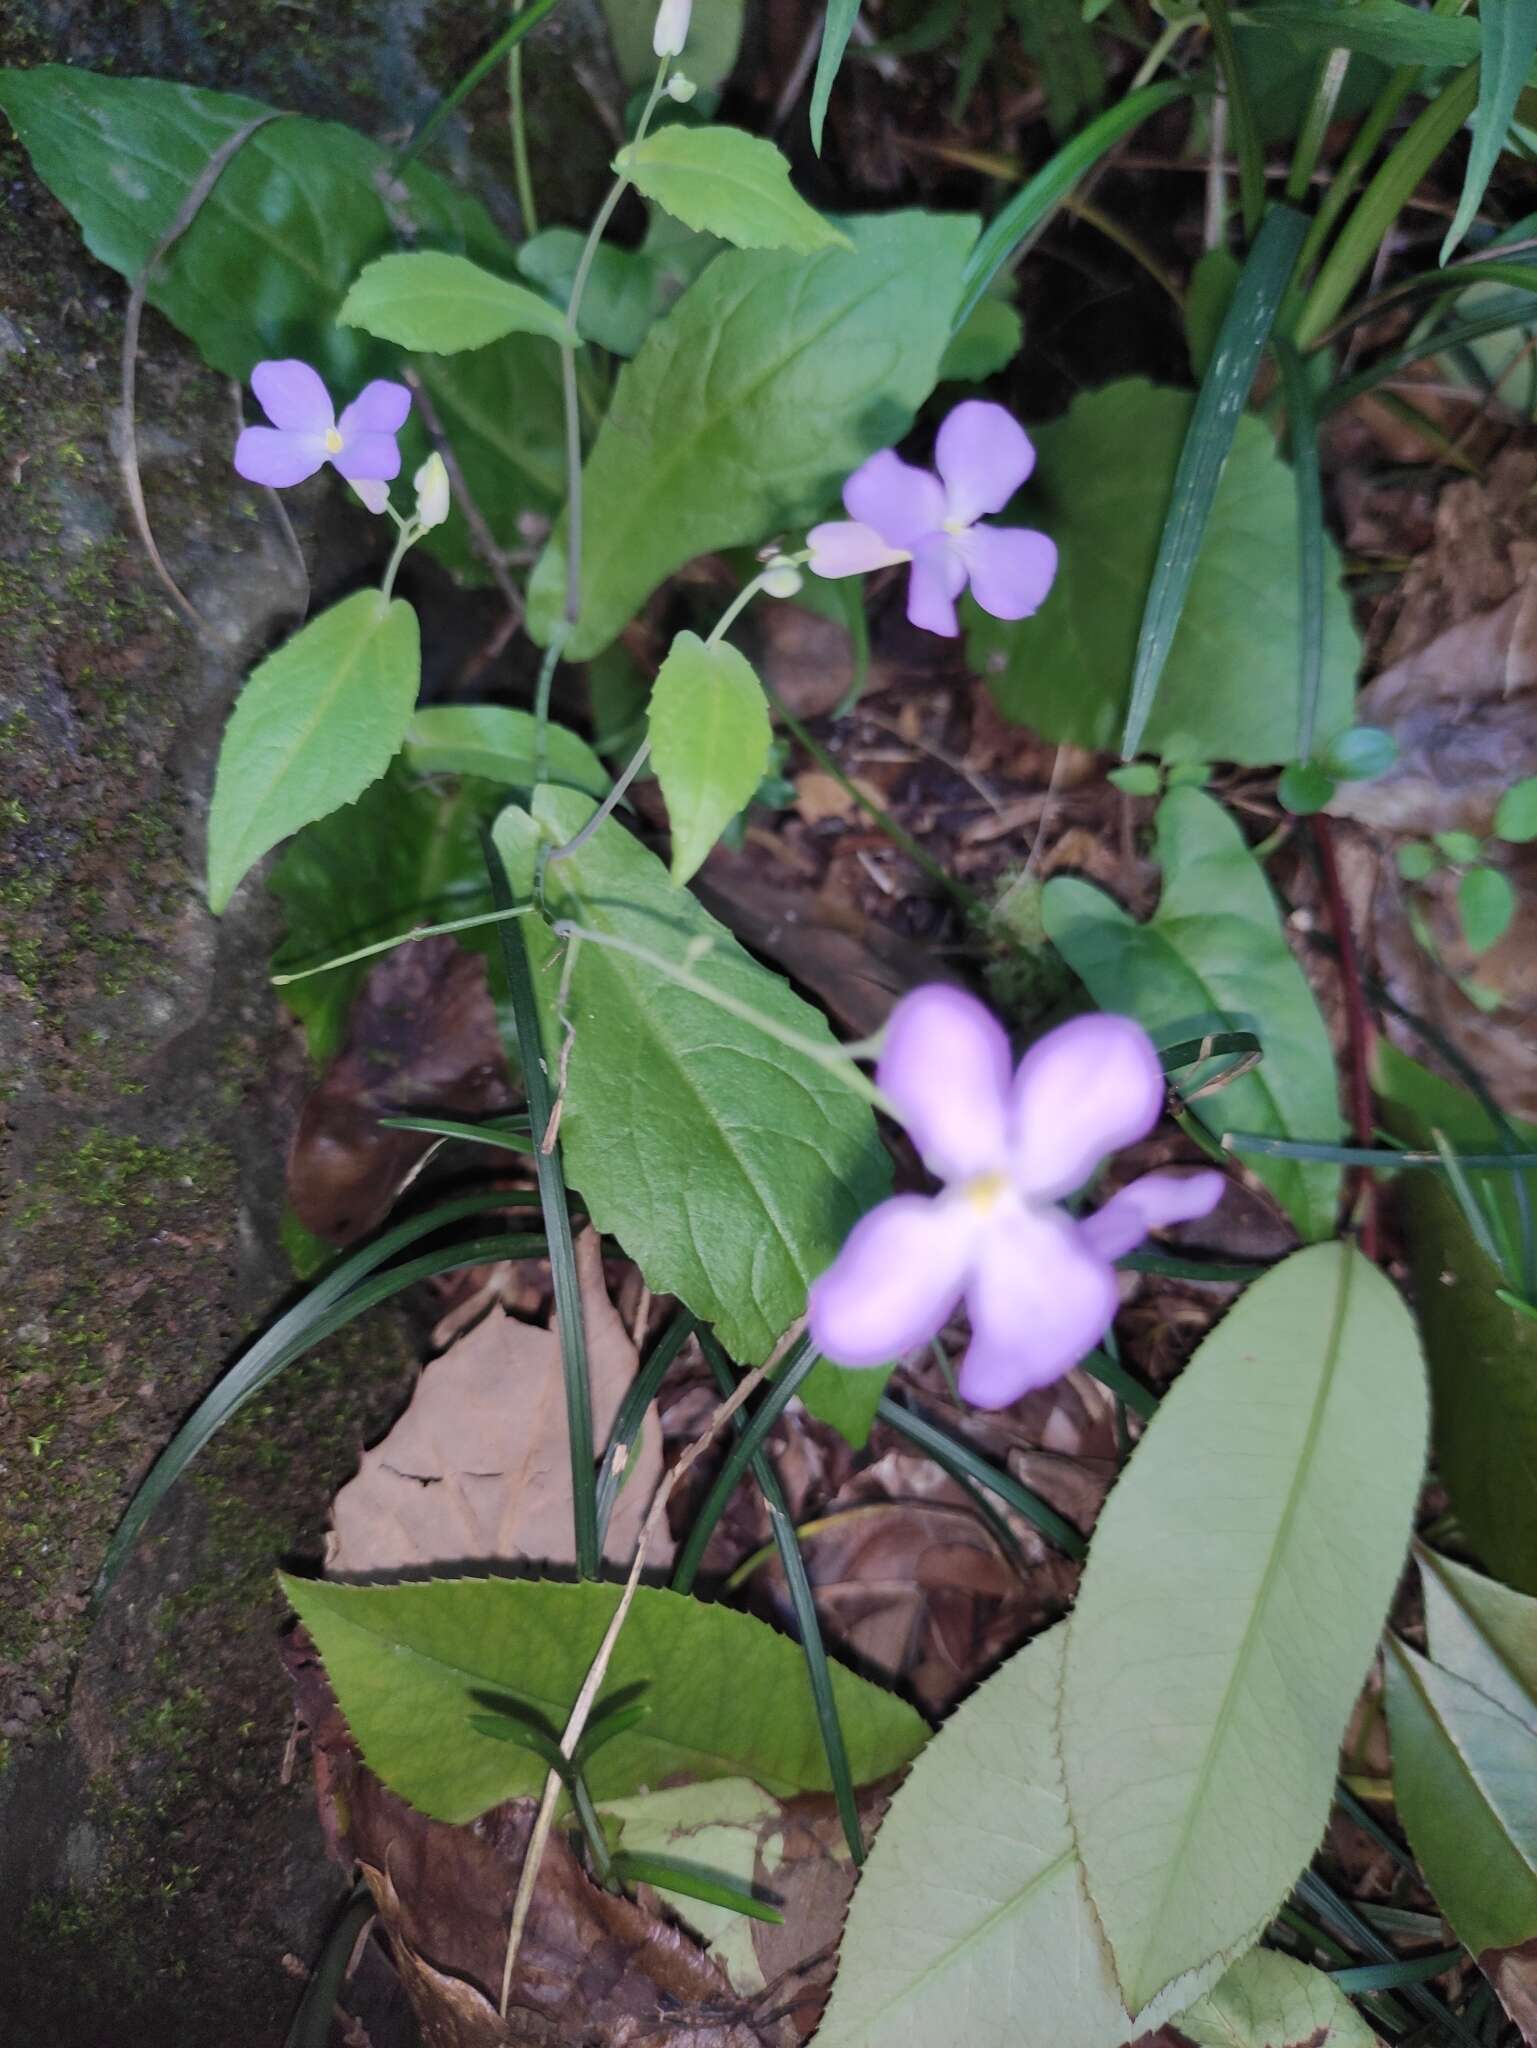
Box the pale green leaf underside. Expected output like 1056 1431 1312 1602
1042 785 1342 1240
1385 1636 1537 1958
492 790 892 1443
968 379 1358 766
618 125 849 255
403 704 608 798
339 249 569 351
649 630 773 883
1174 1948 1376 2048
208 590 420 913
1419 1547 1537 1736
283 1573 927 1825
527 210 977 659
1060 1242 1427 2014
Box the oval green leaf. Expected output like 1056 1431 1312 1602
281 1572 928 1823
649 630 773 884
208 590 420 914
339 248 570 351
1059 1242 1428 2015
617 124 849 255
1174 1948 1376 2048
1459 866 1516 954
1419 1545 1537 1735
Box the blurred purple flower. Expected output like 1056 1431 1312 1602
807 400 1058 637
808 989 1224 1409
234 360 410 497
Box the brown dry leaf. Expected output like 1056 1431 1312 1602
288 936 514 1244
326 1231 669 1574
1486 1936 1537 2048
792 770 888 827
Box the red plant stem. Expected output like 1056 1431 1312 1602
1311 814 1380 1259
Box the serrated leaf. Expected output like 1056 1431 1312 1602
281 1572 927 1823
527 211 977 659
1386 1636 1537 1958
403 704 607 796
516 214 720 357
208 591 419 913
339 249 569 351
1042 786 1342 1240
649 631 773 883
817 1623 1223 2048
969 380 1358 765
1060 1243 1428 2015
617 125 848 254
1419 1547 1537 1735
0 65 564 579
1172 1948 1376 2048
1459 866 1516 953
492 789 892 1444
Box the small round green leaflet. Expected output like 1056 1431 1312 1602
615 125 850 255
206 589 420 914
1059 1242 1428 2017
649 630 773 884
1459 866 1516 954
1495 775 1537 843
1173 1948 1375 2048
338 249 571 352
1277 761 1335 816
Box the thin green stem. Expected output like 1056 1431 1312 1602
1130 13 1192 91
379 518 420 603
531 625 568 787
508 0 540 236
1205 0 1265 238
391 0 566 177
1287 48 1352 204
271 906 529 987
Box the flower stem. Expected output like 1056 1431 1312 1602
531 624 568 787
508 0 540 236
379 516 420 602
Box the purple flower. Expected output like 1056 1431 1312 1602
808 989 1225 1409
234 359 410 497
807 400 1058 638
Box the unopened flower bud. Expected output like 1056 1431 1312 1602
413 451 450 531
761 556 803 599
653 0 691 56
666 72 697 102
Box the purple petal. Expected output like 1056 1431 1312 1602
877 984 1012 1182
1079 1168 1226 1264
807 519 909 578
958 1203 1119 1409
1009 1013 1164 1201
234 424 327 488
808 1193 978 1368
843 449 945 549
338 378 412 437
350 477 392 515
251 359 334 434
957 523 1058 621
905 533 966 636
330 432 403 483
934 401 1036 525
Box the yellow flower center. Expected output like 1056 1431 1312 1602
942 515 970 535
324 427 344 454
963 1170 1008 1216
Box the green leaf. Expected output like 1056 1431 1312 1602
1320 724 1397 781
1060 1242 1428 2015
1120 207 1308 758
1459 866 1516 953
1278 762 1336 815
208 591 419 914
1186 245 1241 381
516 216 720 357
280 1572 928 1823
339 249 569 351
1385 1636 1537 1957
1042 786 1343 1240
0 65 565 577
1419 1546 1537 1734
527 210 978 659
1173 1948 1376 2048
936 293 1024 382
649 631 773 884
969 381 1359 765
1495 774 1537 843
1443 0 1537 262
810 0 861 152
1376 1044 1537 1592
1250 0 1480 69
1436 829 1485 865
403 705 608 797
617 125 848 254
1108 762 1163 797
818 1624 1171 2048
492 790 892 1440
1397 842 1438 881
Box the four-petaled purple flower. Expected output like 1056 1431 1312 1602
234 360 411 505
808 989 1225 1409
807 400 1058 638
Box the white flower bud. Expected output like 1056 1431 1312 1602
665 71 697 102
412 451 450 531
761 557 803 600
653 0 691 56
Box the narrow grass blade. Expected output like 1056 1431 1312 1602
285 1883 375 2048
697 1332 867 1864
1120 1250 1268 1283
97 1224 545 1598
1226 1132 1537 1169
809 0 861 153
1295 1869 1485 2048
876 1393 1089 1553
379 1112 535 1154
1331 1949 1464 1994
1324 291 1537 412
1443 0 1537 262
1287 48 1352 204
1158 1028 1262 1074
1079 1345 1160 1422
594 1309 697 1547
391 0 566 176
483 828 599 1579
1313 258 1537 343
954 79 1192 329
1274 336 1325 761
1432 1126 1509 1273
1120 205 1309 759
1205 0 1265 237
609 1850 785 1924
